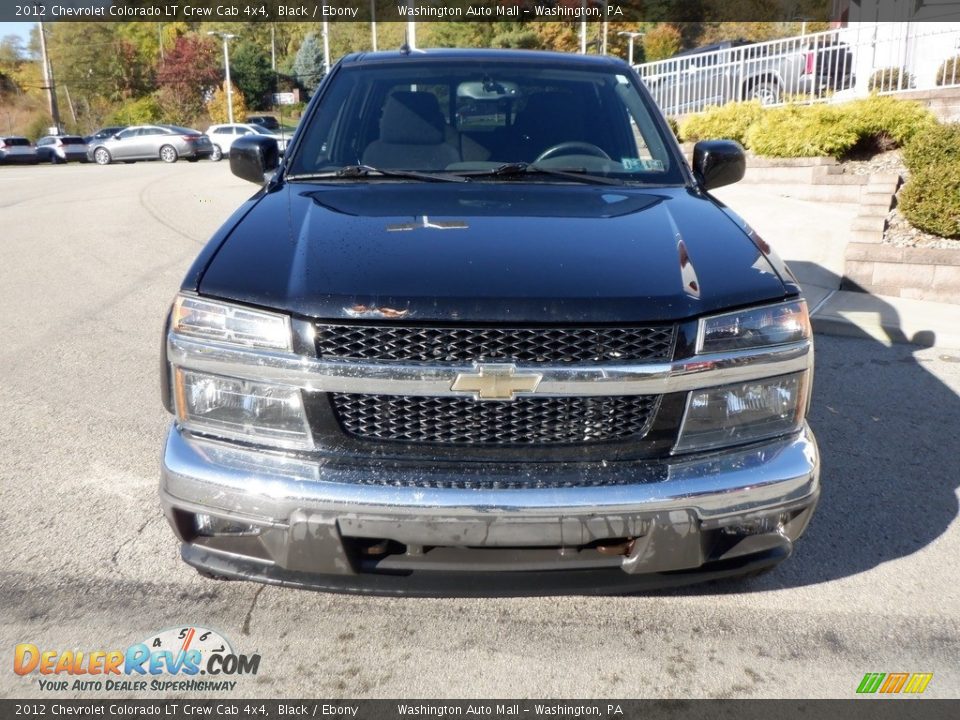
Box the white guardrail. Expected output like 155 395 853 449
634 22 960 116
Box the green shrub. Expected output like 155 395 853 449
108 95 163 126
679 101 764 145
845 95 935 150
937 56 960 86
899 123 960 239
744 104 861 158
666 116 680 138
902 122 960 174
868 67 914 92
677 96 934 159
899 163 960 238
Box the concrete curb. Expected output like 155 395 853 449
811 290 960 350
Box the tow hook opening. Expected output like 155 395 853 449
719 511 792 537
593 538 638 556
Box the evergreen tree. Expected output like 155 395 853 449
291 33 324 93
231 40 274 109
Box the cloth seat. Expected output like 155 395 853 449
362 91 460 169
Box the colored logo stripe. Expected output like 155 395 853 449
857 673 886 693
904 673 934 694
857 672 932 694
880 673 909 693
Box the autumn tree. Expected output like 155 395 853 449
0 35 25 94
643 24 683 61
47 23 153 102
156 33 220 124
207 81 248 123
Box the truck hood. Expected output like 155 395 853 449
197 182 788 323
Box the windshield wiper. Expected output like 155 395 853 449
287 164 469 183
456 163 623 186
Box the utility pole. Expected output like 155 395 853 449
207 31 237 123
270 24 276 71
371 0 378 51
63 84 76 124
37 21 61 133
159 24 164 61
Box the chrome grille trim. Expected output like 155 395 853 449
331 393 661 445
315 324 676 363
167 336 813 397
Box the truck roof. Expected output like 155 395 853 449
340 47 631 70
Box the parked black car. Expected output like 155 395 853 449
245 114 281 131
160 49 819 595
83 126 127 144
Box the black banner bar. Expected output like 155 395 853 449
2 700 959 720
4 0 960 23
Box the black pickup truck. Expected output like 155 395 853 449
160 49 819 595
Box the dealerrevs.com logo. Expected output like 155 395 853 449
13 626 261 692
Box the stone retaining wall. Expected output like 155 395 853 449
844 244 960 304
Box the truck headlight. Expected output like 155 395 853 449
674 372 808 453
698 300 810 354
173 368 312 449
172 294 291 350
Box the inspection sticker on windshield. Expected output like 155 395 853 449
622 158 664 171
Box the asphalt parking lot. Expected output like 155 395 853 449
1 161 958 699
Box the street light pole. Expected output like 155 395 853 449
618 31 645 66
207 31 237 123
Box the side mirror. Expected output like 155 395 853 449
231 134 280 185
692 140 746 191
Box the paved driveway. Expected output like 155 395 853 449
1 163 957 698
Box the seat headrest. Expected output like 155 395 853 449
380 91 446 145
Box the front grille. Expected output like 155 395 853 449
316 325 676 363
331 393 661 445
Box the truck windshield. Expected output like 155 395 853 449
287 59 682 184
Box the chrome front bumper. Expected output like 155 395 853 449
160 423 820 594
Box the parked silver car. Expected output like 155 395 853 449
205 123 288 161
88 125 213 165
35 135 89 164
0 137 38 165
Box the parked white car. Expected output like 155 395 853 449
205 123 288 162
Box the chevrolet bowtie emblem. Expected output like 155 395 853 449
451 364 543 401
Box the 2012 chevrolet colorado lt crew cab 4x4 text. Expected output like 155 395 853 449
159 49 819 595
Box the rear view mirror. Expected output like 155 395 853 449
231 135 280 185
692 140 746 191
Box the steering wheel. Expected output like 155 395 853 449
535 142 611 163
